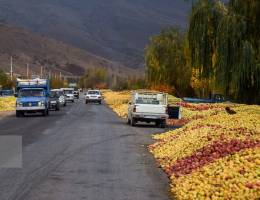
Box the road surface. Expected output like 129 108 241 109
0 98 170 200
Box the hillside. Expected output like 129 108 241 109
0 0 190 68
0 24 136 77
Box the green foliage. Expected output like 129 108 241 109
50 76 67 89
188 0 224 78
145 28 193 96
188 0 260 103
0 70 14 89
112 76 146 91
79 68 108 89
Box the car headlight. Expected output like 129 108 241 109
16 102 23 107
38 101 45 106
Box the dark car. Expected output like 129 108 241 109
0 89 14 96
49 91 61 111
73 90 79 99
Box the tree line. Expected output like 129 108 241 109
145 0 260 104
0 70 14 89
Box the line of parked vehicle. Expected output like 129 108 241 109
13 78 104 118
14 78 82 117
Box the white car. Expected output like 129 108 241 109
85 90 102 104
62 88 75 103
127 91 169 128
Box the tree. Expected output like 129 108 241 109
79 68 108 89
188 0 260 103
50 76 67 89
145 28 193 96
0 70 14 89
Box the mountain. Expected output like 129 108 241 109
0 24 135 77
0 0 190 69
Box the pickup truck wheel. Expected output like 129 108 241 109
16 111 23 117
42 109 49 116
42 110 47 116
157 120 166 128
131 118 136 126
160 120 166 128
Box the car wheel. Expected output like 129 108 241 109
156 120 166 128
155 120 161 127
131 117 136 126
16 111 23 117
127 118 131 124
42 110 47 116
160 120 166 128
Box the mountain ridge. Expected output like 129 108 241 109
0 23 136 77
0 0 190 69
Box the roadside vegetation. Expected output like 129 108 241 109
0 69 14 89
145 0 260 104
0 96 16 111
103 90 260 199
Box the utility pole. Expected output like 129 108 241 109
40 66 43 78
26 63 29 78
10 56 13 80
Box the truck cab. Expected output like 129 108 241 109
15 78 50 117
127 91 169 128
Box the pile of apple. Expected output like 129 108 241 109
150 104 260 199
0 96 16 112
172 148 260 199
167 138 259 178
103 90 131 118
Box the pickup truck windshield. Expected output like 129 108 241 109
19 89 44 97
134 93 167 105
136 98 160 105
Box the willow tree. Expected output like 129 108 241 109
145 28 192 96
216 0 260 102
188 0 260 103
188 0 225 79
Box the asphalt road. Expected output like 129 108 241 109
0 97 170 200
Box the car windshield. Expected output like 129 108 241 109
19 89 44 97
50 91 60 98
64 90 73 94
88 91 100 95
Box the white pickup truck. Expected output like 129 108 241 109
127 91 169 128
